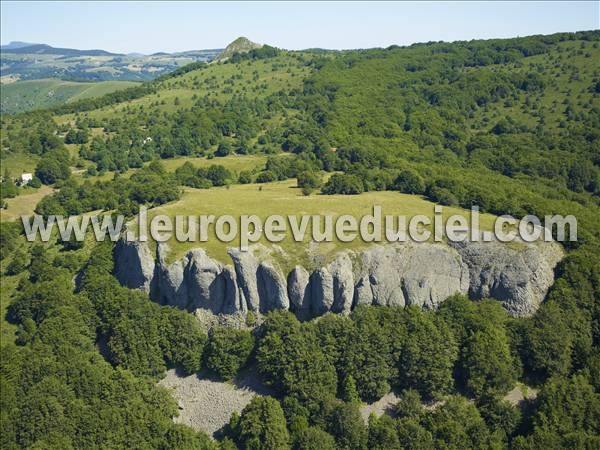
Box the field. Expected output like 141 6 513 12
143 179 497 271
1 78 139 114
0 152 40 176
0 154 269 223
0 185 54 222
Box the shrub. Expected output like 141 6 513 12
215 142 232 157
321 174 364 195
393 169 426 194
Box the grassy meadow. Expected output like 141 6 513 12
0 186 54 222
142 179 498 272
0 152 40 177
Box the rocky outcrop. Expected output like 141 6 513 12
156 243 189 309
354 244 470 310
228 248 289 313
114 237 563 318
288 266 311 320
228 248 260 312
216 37 262 61
186 249 226 313
450 240 563 316
220 265 245 315
257 262 289 313
310 267 334 317
114 238 155 292
310 254 354 317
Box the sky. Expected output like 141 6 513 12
1 1 598 54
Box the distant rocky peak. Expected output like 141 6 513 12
217 37 262 60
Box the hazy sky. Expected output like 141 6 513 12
1 1 598 54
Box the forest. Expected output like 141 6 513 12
1 30 599 449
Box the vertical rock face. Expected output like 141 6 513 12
451 240 563 316
114 238 563 318
354 244 469 309
220 265 244 314
186 249 225 313
156 243 190 309
329 254 354 314
119 242 245 314
310 267 334 317
228 248 260 312
257 262 289 313
113 238 155 292
309 253 355 317
288 266 311 320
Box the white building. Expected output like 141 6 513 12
20 173 33 185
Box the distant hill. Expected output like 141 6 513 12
1 43 122 57
0 41 39 50
0 43 223 82
0 78 139 114
216 37 262 61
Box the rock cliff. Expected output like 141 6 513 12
113 238 563 318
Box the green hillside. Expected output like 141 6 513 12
0 78 140 114
1 31 600 449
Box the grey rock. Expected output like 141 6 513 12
113 237 155 292
287 266 311 320
354 244 469 309
451 240 563 316
228 248 260 312
156 243 190 309
330 253 354 314
186 249 225 313
309 253 355 316
221 265 245 314
114 236 562 318
257 262 289 313
310 267 334 316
